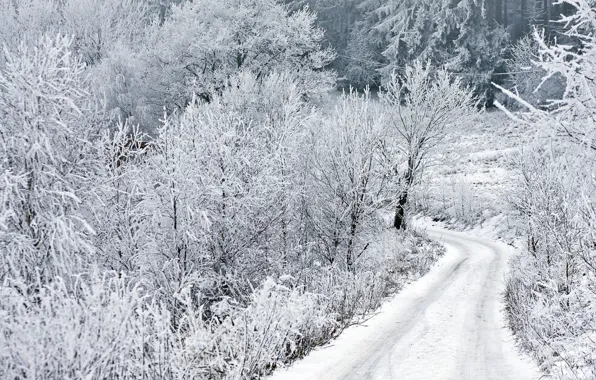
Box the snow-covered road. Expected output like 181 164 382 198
268 226 541 380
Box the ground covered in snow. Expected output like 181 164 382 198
413 109 532 238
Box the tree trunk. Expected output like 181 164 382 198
503 0 508 28
542 0 550 36
393 192 408 230
394 169 413 230
521 0 528 36
394 156 415 231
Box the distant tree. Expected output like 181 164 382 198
60 0 152 65
290 0 361 82
0 0 152 66
495 0 596 149
438 0 509 101
0 0 60 65
344 17 386 88
342 0 386 88
354 0 508 100
501 35 564 108
382 61 477 230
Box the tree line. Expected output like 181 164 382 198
305 0 577 101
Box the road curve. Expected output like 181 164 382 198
268 226 541 380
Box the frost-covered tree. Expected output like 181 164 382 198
382 61 477 230
0 0 60 65
137 0 335 125
130 71 308 310
502 35 565 108
344 7 386 88
60 0 153 65
495 0 596 149
92 124 148 273
439 0 509 100
497 1 596 377
0 0 158 130
0 35 102 283
307 90 393 272
0 0 153 66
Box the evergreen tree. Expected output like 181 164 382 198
441 0 509 100
352 0 508 100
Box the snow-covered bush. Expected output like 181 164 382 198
92 123 148 273
0 19 446 380
135 0 335 125
0 273 179 379
0 0 152 66
187 278 335 379
505 149 596 379
450 177 480 225
0 35 103 283
306 89 394 273
497 2 596 376
0 0 60 64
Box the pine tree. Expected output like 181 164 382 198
355 0 508 100
441 0 509 100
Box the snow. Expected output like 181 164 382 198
268 225 541 380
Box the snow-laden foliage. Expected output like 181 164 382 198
497 1 596 378
0 35 102 284
348 0 508 99
505 150 596 379
127 72 308 314
0 274 175 379
501 35 565 108
133 0 335 126
0 0 152 67
381 61 478 229
0 0 334 131
306 90 395 272
0 4 452 379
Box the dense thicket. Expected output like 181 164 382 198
0 0 481 378
496 1 596 378
301 0 575 101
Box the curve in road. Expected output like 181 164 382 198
268 226 541 380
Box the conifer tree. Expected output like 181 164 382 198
352 0 508 99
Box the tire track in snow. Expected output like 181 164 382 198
342 256 469 380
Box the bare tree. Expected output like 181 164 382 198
308 90 393 272
382 61 477 230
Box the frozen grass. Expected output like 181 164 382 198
412 109 528 234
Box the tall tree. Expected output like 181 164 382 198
361 0 508 100
382 62 477 230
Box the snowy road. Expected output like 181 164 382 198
268 226 541 380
